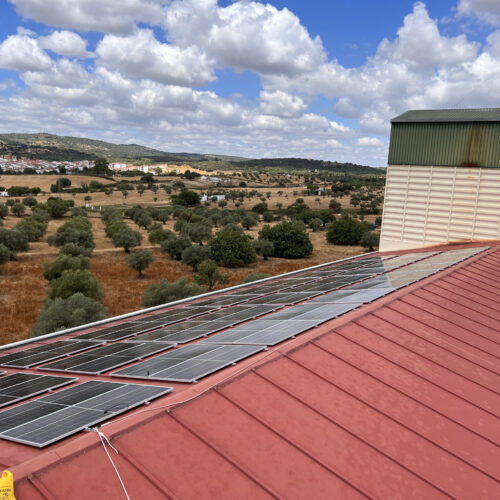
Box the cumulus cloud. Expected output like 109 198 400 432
165 0 326 76
457 0 500 25
8 0 164 33
38 31 93 58
0 31 52 71
259 90 308 118
96 29 215 87
357 137 384 147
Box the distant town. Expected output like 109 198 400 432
0 153 201 176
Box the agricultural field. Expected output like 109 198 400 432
0 170 384 344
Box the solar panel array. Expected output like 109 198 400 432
0 247 488 448
0 340 103 368
0 380 171 447
0 373 76 408
38 342 175 374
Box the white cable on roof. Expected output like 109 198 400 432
92 428 131 500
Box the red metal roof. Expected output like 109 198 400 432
3 243 500 499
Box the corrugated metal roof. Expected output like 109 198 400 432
3 242 500 498
392 108 500 123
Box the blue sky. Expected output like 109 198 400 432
0 0 499 166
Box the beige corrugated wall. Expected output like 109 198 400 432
380 165 500 251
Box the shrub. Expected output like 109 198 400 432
171 189 201 206
308 218 323 232
187 222 212 245
258 221 313 258
252 202 268 214
59 243 93 257
253 238 274 260
41 199 70 218
43 255 91 281
326 217 369 246
181 245 211 271
48 227 95 251
241 214 258 230
329 199 342 212
14 217 47 241
126 250 154 278
71 207 87 218
262 211 274 223
112 229 143 253
0 243 9 267
0 204 8 219
359 231 380 251
48 269 103 301
141 278 203 307
32 293 107 336
209 227 256 267
22 197 38 208
148 228 174 245
0 228 30 257
241 271 269 284
195 259 229 291
11 203 25 217
161 235 192 260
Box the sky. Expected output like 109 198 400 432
1 1 500 166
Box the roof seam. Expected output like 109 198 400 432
283 350 500 465
213 385 374 499
310 338 500 426
168 412 282 499
249 370 462 497
396 297 500 347
349 317 500 396
370 309 500 375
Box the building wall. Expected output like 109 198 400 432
380 164 500 251
388 122 500 168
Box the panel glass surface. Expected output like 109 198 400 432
0 373 76 408
112 344 265 382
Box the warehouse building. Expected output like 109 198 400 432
380 108 500 251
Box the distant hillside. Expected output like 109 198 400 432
0 133 240 164
0 133 383 174
228 157 383 175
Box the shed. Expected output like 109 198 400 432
380 108 500 251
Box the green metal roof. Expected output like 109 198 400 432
391 108 500 123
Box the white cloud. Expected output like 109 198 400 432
96 29 215 87
457 0 500 25
165 0 326 76
38 31 93 58
357 137 384 147
259 90 307 118
8 0 164 33
0 31 52 71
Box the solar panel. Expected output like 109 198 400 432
189 295 250 308
244 292 315 305
112 344 266 383
201 319 320 346
0 381 171 447
0 373 76 408
38 342 174 375
130 321 231 343
0 341 103 368
310 288 394 304
264 302 362 322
